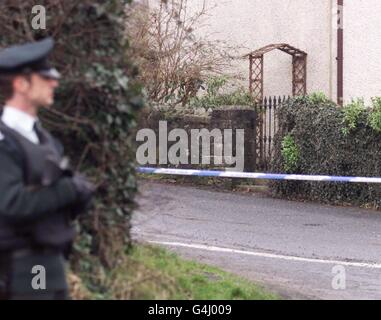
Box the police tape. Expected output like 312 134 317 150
137 167 381 184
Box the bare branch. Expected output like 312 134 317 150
126 0 236 107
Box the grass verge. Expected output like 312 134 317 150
72 244 279 300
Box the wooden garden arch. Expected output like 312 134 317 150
244 44 307 170
244 43 307 102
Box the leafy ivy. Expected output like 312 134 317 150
368 97 381 132
281 134 300 172
341 98 366 135
271 95 381 209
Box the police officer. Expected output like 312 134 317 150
0 38 95 300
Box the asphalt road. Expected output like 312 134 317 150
132 180 381 300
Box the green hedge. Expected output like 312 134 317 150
270 95 381 209
0 0 145 294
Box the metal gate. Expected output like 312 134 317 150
256 96 290 170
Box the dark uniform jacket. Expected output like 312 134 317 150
0 120 78 296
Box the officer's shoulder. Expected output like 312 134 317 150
0 129 22 157
0 129 10 148
0 130 15 150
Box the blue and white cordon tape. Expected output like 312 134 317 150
137 167 381 184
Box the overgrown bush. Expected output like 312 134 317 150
341 98 366 135
0 0 144 296
125 0 235 107
189 76 253 108
270 94 381 209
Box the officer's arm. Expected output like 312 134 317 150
0 143 78 225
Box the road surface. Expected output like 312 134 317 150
132 180 381 300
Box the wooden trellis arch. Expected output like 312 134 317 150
244 43 307 102
244 44 307 170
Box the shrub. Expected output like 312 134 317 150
368 97 381 132
270 94 381 209
341 98 366 135
126 0 234 107
308 92 331 105
189 76 253 108
281 134 300 172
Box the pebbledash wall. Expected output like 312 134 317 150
344 0 381 103
184 0 381 104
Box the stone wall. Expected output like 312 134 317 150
137 106 256 172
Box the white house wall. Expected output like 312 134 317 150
186 0 333 99
146 0 381 103
344 0 381 104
